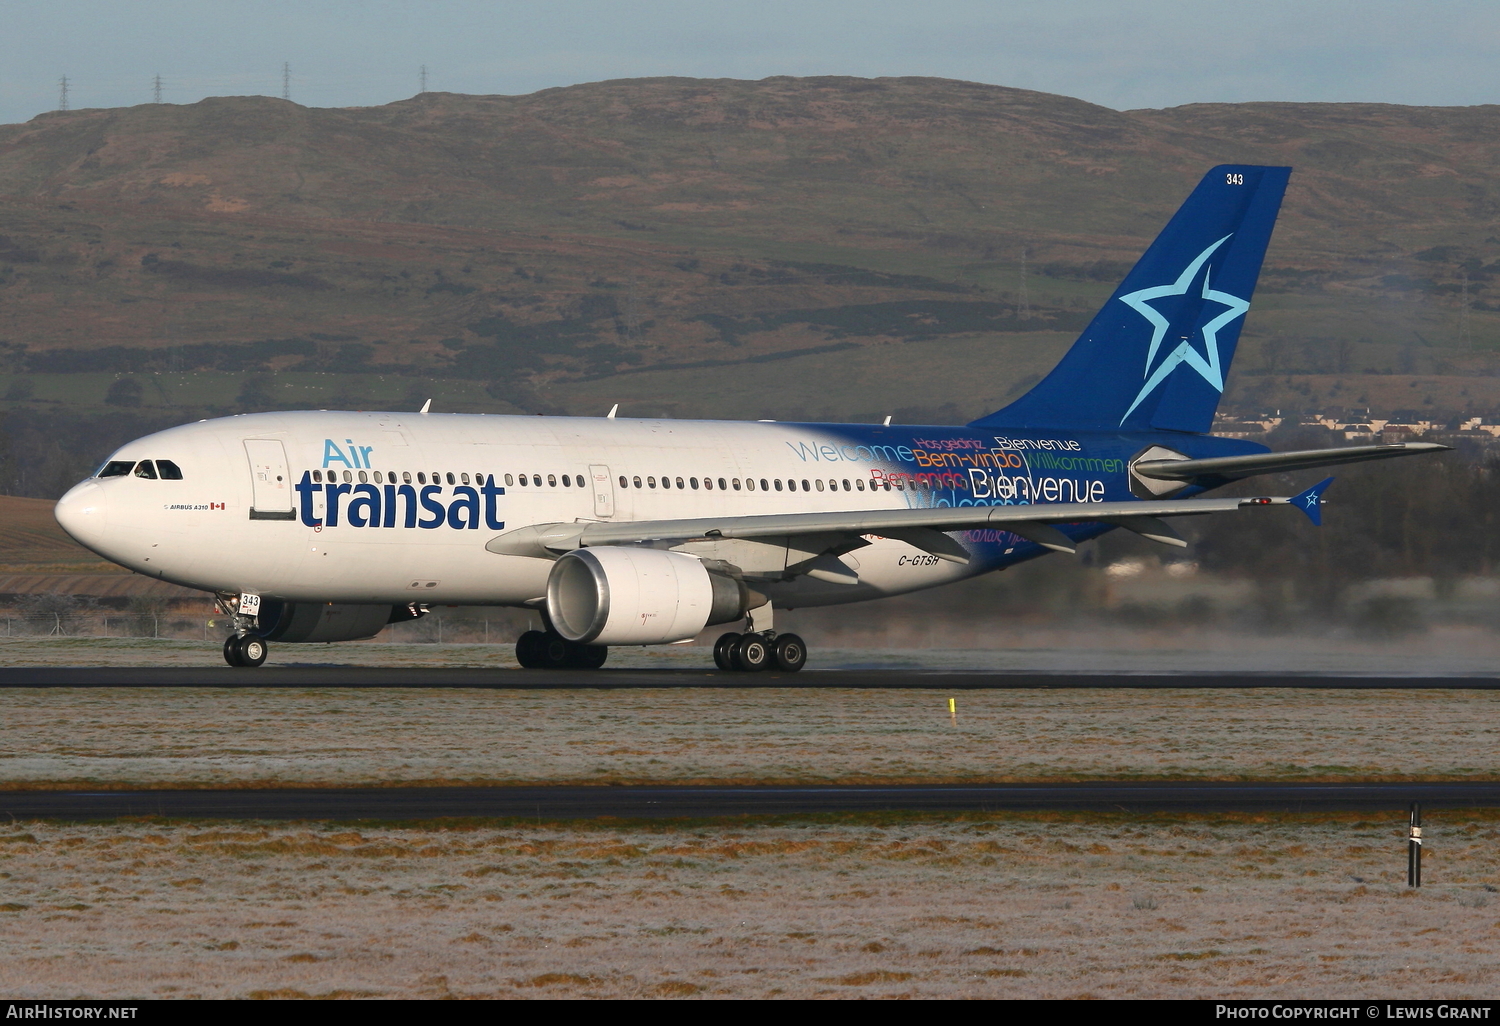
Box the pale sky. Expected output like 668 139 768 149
2 0 1497 125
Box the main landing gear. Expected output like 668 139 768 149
515 629 609 670
713 631 806 673
223 634 268 668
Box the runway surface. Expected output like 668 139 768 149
2 667 1499 688
4 783 1499 820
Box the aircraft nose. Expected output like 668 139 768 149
54 481 107 550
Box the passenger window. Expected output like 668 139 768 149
759 479 768 491
690 478 699 490
856 480 866 491
418 472 427 484
801 480 810 491
156 460 183 480
633 476 642 488
443 472 453 485
358 471 368 484
548 474 557 487
312 469 323 483
461 473 470 485
843 479 851 491
343 471 353 483
815 480 824 492
732 479 741 491
647 476 656 488
718 478 727 491
704 477 714 490
618 476 627 488
98 460 135 478
505 474 513 486
774 479 783 491
745 478 754 491
787 480 796 492
560 475 570 487
405 472 413 484
660 476 670 490
374 471 383 484
675 477 684 490
134 461 158 480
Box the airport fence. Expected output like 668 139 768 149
0 612 532 644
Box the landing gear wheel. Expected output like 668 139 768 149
222 635 244 667
540 632 572 669
736 633 772 672
772 633 806 673
238 635 268 668
713 633 742 671
516 630 547 668
567 642 608 669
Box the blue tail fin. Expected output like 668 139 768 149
970 165 1291 434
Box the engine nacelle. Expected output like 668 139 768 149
253 601 412 643
547 547 749 645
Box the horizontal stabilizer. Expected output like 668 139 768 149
1291 477 1334 526
1133 442 1447 484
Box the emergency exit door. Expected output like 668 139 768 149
244 439 295 520
589 465 615 518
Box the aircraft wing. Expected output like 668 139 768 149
486 491 1314 564
1133 442 1447 483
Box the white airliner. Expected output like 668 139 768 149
51 166 1443 670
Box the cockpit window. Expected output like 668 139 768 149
156 460 183 480
98 460 135 478
133 460 158 480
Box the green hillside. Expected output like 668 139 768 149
1 77 1499 492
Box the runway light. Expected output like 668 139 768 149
948 697 956 724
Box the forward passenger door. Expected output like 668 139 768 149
244 439 295 520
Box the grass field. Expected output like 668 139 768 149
2 812 1495 999
3 683 1499 789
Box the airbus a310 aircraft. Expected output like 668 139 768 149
54 165 1444 670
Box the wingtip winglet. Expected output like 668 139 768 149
1292 477 1334 526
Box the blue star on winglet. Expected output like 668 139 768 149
1291 477 1334 527
1118 235 1251 425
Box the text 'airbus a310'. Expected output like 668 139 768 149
54 165 1445 670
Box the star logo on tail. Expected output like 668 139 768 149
1118 235 1250 425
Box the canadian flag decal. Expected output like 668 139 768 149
211 502 225 510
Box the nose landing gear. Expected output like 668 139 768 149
219 593 269 668
223 634 268 668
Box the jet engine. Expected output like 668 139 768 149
546 547 750 645
252 601 418 644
